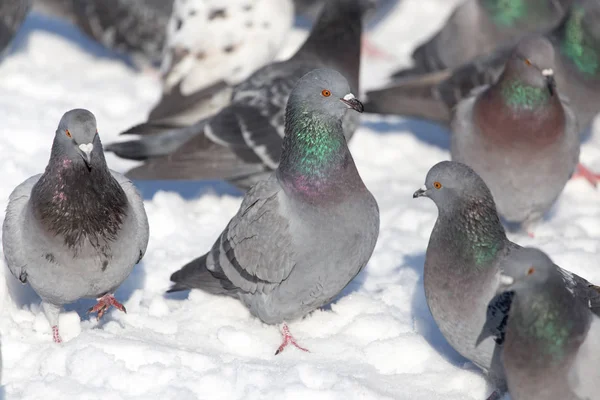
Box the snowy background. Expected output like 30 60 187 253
1 0 599 399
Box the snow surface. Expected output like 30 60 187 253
1 1 600 399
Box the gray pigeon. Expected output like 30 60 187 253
391 0 573 78
105 0 369 190
2 109 149 343
34 0 173 68
366 0 600 134
413 161 600 400
451 35 580 232
168 69 379 354
0 0 31 56
481 247 600 400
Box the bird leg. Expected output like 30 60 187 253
52 325 62 343
88 294 127 320
572 163 600 188
275 323 310 355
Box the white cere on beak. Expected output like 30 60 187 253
542 68 554 76
79 143 93 154
343 93 356 101
499 275 515 286
420 185 427 192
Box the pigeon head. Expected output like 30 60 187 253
413 161 497 212
287 68 363 121
497 247 560 294
54 109 101 171
500 35 557 104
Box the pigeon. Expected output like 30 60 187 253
365 0 600 134
34 0 174 68
168 68 379 355
481 247 600 400
106 0 369 190
148 0 294 135
391 0 573 78
413 161 600 400
0 0 31 56
450 35 580 232
2 109 149 343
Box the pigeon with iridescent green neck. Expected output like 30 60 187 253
391 0 572 78
484 247 600 400
451 35 579 232
413 161 600 400
2 109 149 343
168 68 379 355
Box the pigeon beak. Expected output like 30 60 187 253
542 68 555 96
78 143 93 171
498 274 515 289
340 93 364 113
413 185 428 198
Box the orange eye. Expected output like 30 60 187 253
433 181 442 189
65 129 71 138
524 58 532 66
321 89 331 97
527 267 535 275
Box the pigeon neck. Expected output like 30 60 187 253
437 196 507 269
558 6 600 77
497 73 552 111
508 284 591 367
31 146 128 250
278 109 356 198
481 0 563 29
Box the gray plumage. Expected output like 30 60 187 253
483 247 600 400
2 109 149 341
392 0 572 78
34 0 173 68
413 161 600 399
169 69 379 329
0 0 31 56
365 0 600 133
451 35 579 231
106 0 368 190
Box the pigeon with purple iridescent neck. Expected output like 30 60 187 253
168 69 379 355
451 35 580 233
413 161 600 400
482 247 600 400
2 109 149 343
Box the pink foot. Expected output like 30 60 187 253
52 325 62 343
362 36 393 60
572 163 600 188
275 324 310 355
87 294 127 320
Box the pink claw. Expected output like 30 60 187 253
572 163 600 188
275 323 310 355
362 36 393 60
87 294 127 320
52 325 62 343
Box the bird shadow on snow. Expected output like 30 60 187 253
402 252 472 368
362 118 451 150
132 179 243 201
7 12 136 69
4 259 147 331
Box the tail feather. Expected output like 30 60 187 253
105 122 205 160
168 254 236 295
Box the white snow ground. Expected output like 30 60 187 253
0 0 599 399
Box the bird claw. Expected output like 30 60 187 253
52 325 62 343
572 163 600 188
87 294 127 320
274 323 310 355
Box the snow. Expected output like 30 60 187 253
1 0 599 399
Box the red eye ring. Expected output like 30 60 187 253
321 89 331 97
